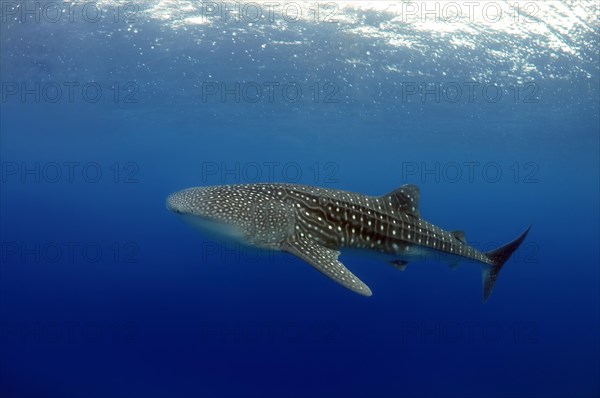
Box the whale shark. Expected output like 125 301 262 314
167 183 530 302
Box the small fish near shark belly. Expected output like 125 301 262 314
167 183 531 302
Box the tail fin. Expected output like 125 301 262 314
482 226 531 302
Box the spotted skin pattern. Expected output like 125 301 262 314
167 183 530 301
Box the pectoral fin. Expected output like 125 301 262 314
283 238 372 296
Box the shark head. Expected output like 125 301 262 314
167 185 295 246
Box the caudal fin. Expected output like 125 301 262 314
482 226 531 302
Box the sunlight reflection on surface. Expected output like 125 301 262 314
89 0 596 82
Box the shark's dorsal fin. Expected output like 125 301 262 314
282 238 372 296
383 184 420 218
451 230 467 244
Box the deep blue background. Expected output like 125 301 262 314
1 2 599 397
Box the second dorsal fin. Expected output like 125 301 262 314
452 230 467 244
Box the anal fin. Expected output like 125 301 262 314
282 238 372 296
388 260 409 271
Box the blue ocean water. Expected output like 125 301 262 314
1 2 599 397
